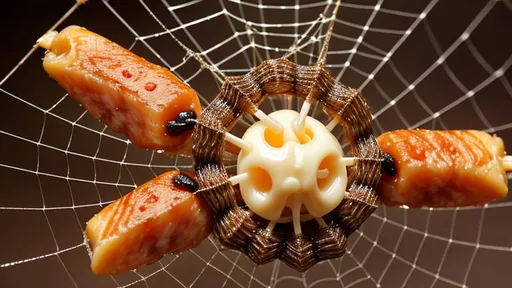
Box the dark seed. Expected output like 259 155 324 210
166 110 197 136
381 153 397 177
166 121 193 136
173 172 199 192
177 111 196 122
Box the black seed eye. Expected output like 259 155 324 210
166 110 197 136
173 172 199 192
382 153 397 177
177 111 196 122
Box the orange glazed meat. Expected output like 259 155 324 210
377 130 510 208
39 26 201 154
85 171 213 275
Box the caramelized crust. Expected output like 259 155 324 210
42 25 201 154
377 130 508 208
85 171 213 275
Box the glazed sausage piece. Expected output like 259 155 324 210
85 171 213 275
39 26 201 154
377 130 510 208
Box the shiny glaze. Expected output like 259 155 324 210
377 129 508 208
43 25 201 153
85 170 213 275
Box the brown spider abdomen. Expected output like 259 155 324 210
192 58 382 272
85 170 213 275
41 26 201 154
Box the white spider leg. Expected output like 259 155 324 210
254 109 283 133
326 118 338 132
225 132 253 151
340 157 358 166
296 101 312 132
267 221 277 232
340 157 356 166
291 198 302 235
228 173 249 186
316 217 328 228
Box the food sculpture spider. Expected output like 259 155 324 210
37 6 512 275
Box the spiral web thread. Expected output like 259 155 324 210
1 0 512 287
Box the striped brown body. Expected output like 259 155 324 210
85 171 213 275
377 130 508 208
192 58 381 272
42 26 201 154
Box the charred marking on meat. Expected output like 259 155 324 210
173 173 199 192
381 153 396 177
145 82 157 91
122 69 132 79
139 194 159 212
166 110 197 136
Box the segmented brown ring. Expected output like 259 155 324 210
191 58 382 272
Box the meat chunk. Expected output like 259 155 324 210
40 26 201 154
377 129 509 208
85 170 213 275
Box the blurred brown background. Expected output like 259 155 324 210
1 0 511 287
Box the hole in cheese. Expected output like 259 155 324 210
317 154 340 190
248 166 272 193
264 128 284 148
296 126 315 144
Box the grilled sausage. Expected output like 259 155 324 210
39 26 201 154
85 171 213 275
377 130 509 208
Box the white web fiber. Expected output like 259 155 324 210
1 0 511 287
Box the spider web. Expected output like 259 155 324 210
1 0 512 287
